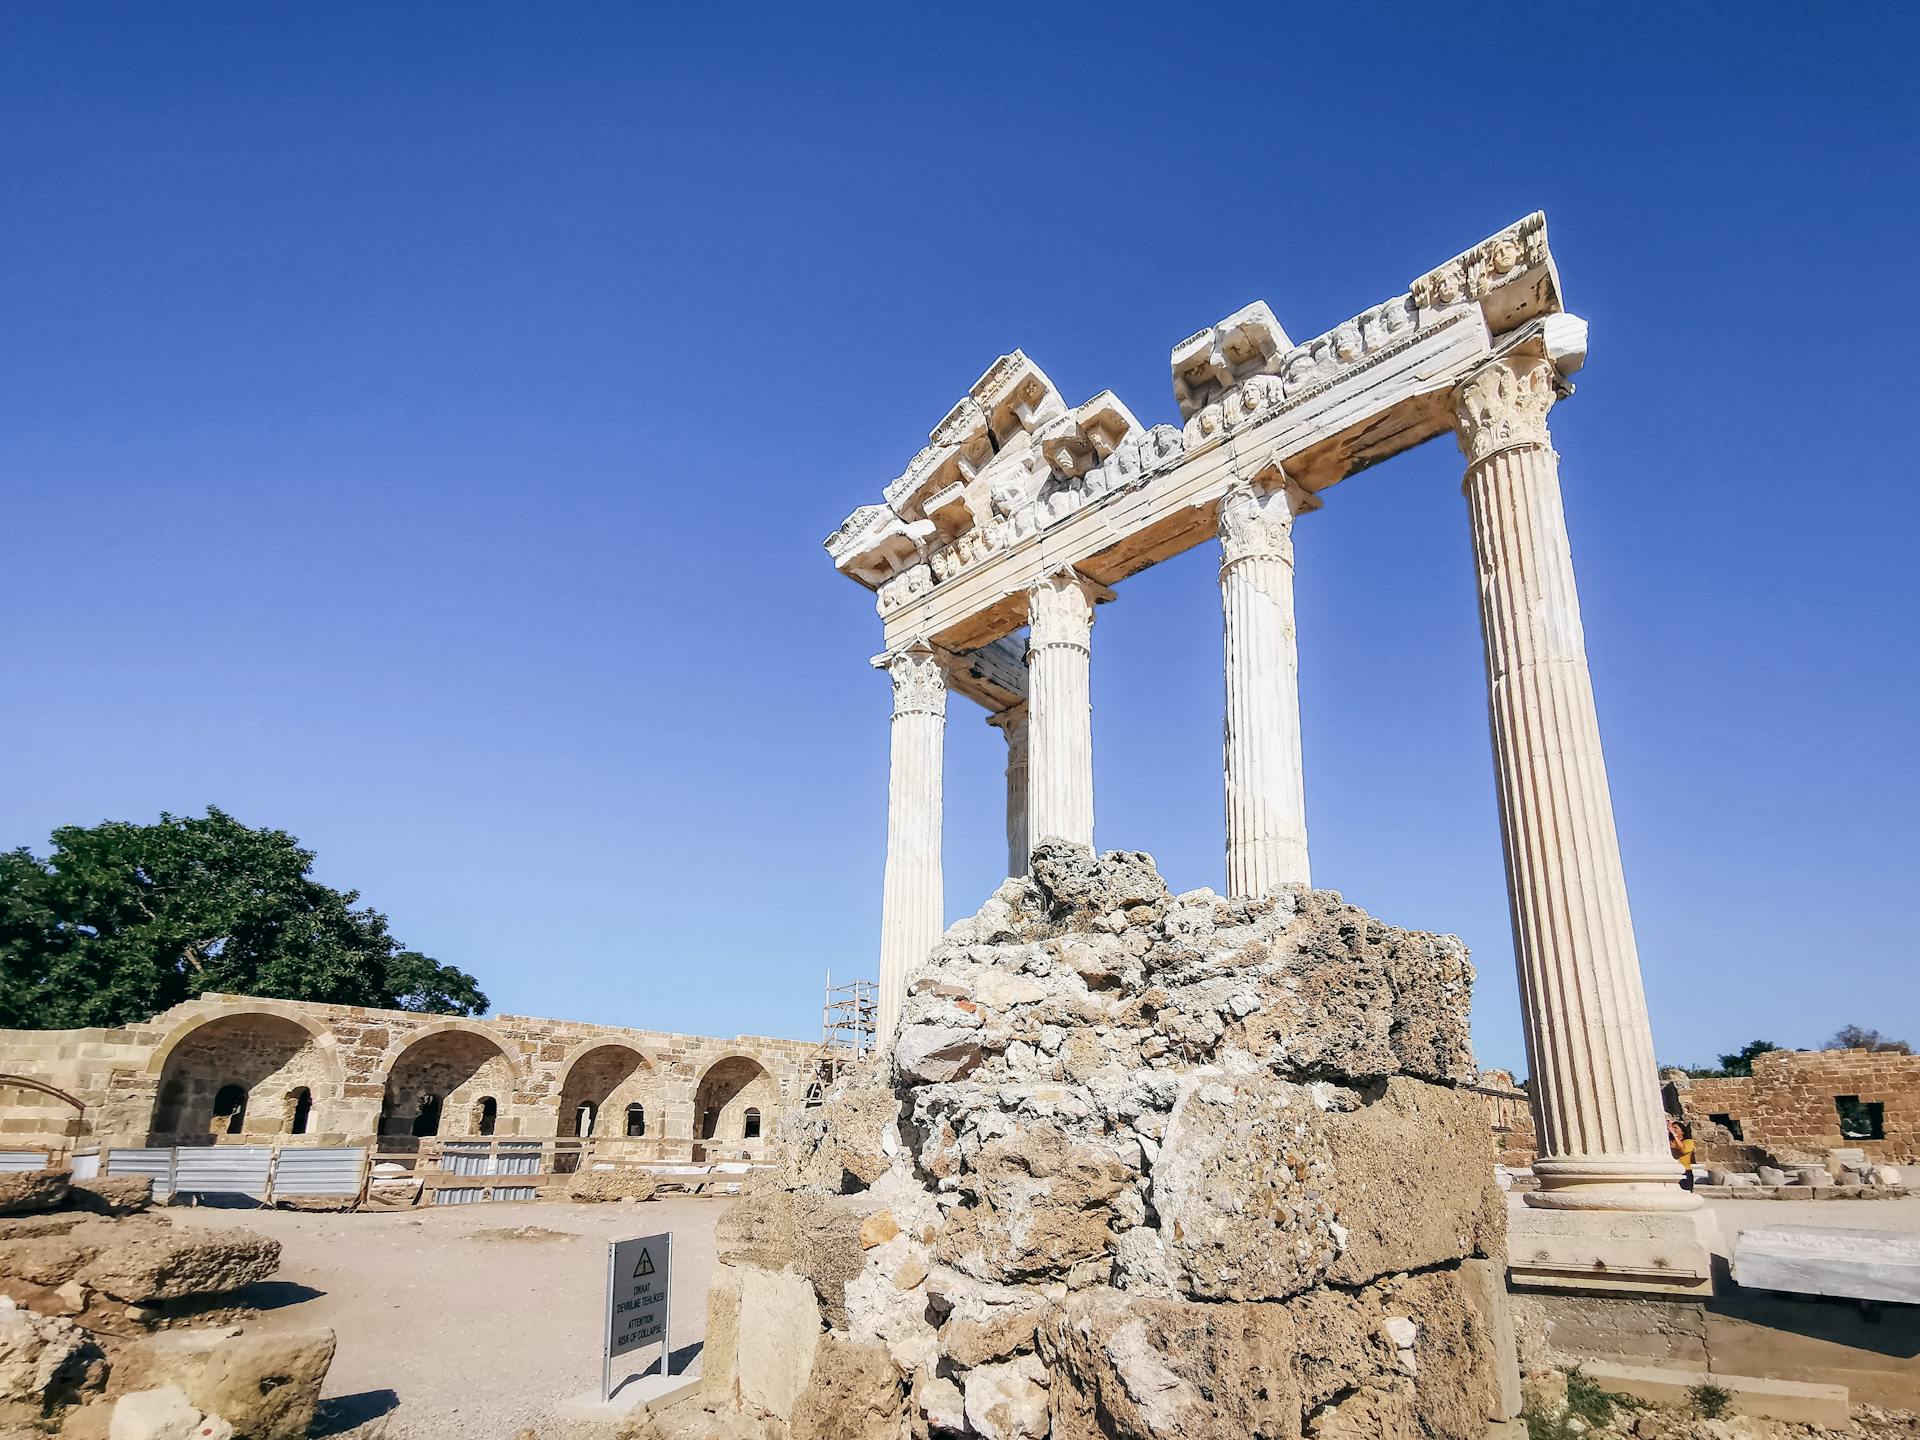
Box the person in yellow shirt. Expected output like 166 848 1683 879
1668 1118 1697 1190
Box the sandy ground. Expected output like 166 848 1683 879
162 1190 1920 1438
171 1195 730 1440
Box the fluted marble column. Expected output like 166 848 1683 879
1026 573 1100 849
1455 354 1693 1212
1220 480 1311 897
987 702 1030 876
876 644 946 1044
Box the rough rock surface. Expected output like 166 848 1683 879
566 1168 660 1204
697 845 1506 1439
65 1178 153 1218
110 1326 335 1440
0 1168 71 1216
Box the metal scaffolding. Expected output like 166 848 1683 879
809 970 877 1101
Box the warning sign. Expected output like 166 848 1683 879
605 1231 671 1379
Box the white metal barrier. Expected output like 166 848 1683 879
271 1147 367 1197
0 1150 52 1172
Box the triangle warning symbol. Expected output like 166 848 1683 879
634 1248 655 1278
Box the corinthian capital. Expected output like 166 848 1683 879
885 645 948 719
1027 572 1101 653
1453 354 1558 465
1218 480 1302 572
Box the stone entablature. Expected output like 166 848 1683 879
828 212 1578 657
1668 1049 1920 1165
0 993 821 1162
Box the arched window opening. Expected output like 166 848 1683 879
287 1087 313 1136
625 1103 646 1137
576 1101 597 1138
212 1084 249 1136
743 1107 762 1140
475 1096 498 1136
411 1093 443 1138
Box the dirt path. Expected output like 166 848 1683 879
171 1196 728 1439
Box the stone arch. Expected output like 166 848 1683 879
556 1044 657 1140
692 1054 775 1159
379 1025 520 1141
149 1009 341 1144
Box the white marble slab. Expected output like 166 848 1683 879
1735 1225 1920 1304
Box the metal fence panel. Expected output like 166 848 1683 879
430 1185 484 1205
0 1151 51 1172
68 1150 100 1180
272 1147 365 1197
490 1185 537 1202
108 1148 175 1199
174 1146 273 1198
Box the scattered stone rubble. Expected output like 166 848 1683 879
0 1169 334 1439
687 843 1515 1439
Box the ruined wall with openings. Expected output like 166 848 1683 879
1667 1048 1920 1165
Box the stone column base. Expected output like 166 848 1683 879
1507 1201 1718 1296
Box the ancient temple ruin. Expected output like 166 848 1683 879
826 213 1713 1294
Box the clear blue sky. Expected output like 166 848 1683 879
4 6 1915 1073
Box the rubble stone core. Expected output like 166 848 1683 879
701 845 1518 1439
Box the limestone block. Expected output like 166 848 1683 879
1506 1204 1714 1295
78 1224 280 1303
1151 1075 1341 1300
1735 1224 1920 1304
114 1327 334 1440
67 1177 153 1216
962 1353 1050 1440
109 1385 234 1440
0 1168 69 1216
1321 1077 1498 1286
933 1124 1130 1284
735 1267 822 1422
1460 1258 1522 1421
696 1263 743 1415
566 1167 657 1203
0 1301 93 1407
714 1187 863 1330
788 1333 904 1440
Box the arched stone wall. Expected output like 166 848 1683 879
557 1044 657 1140
380 1029 521 1141
0 1075 85 1143
150 1012 341 1145
692 1055 775 1161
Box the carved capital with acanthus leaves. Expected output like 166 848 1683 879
1453 354 1559 466
1027 572 1103 655
1218 479 1306 573
884 646 948 719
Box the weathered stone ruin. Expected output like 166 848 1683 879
695 844 1518 1439
0 1167 334 1438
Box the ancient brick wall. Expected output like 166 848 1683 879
0 993 824 1159
1474 1069 1538 1168
1667 1048 1920 1164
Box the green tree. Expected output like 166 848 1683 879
0 808 486 1029
1826 1023 1911 1055
1714 1039 1784 1077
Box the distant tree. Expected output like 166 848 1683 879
1699 1039 1784 1078
0 808 487 1029
1825 1024 1911 1055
